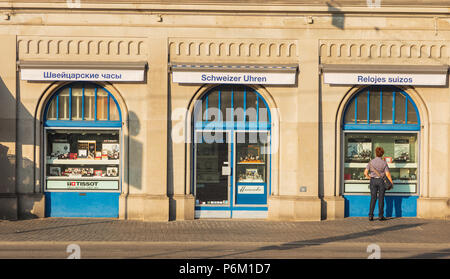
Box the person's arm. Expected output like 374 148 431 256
364 168 371 180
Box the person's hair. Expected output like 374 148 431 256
375 147 384 157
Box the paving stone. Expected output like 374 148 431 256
0 218 449 244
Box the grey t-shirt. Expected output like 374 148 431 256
366 157 389 178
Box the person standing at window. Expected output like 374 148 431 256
364 147 393 221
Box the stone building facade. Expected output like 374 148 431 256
0 0 448 221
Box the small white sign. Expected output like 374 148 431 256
237 185 264 194
324 72 447 86
222 166 231 176
47 180 119 190
172 71 296 85
21 68 145 82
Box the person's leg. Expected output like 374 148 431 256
378 180 386 219
369 179 378 219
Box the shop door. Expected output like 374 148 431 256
194 130 269 218
194 130 232 218
233 131 269 211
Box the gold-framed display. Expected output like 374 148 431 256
235 131 268 183
238 145 264 164
237 167 264 183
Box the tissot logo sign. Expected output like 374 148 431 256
47 180 119 190
67 181 99 187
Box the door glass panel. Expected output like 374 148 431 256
195 131 229 205
235 132 268 183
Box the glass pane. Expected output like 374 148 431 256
407 100 418 124
344 133 418 194
206 90 219 122
83 85 96 120
369 90 381 123
233 87 245 122
381 91 393 123
356 91 368 123
220 86 232 122
45 129 120 190
246 91 258 122
109 97 120 121
71 85 83 120
96 90 108 120
193 98 203 123
195 131 229 205
258 97 269 123
58 88 70 120
345 136 373 163
47 98 57 120
395 93 406 124
344 98 355 124
235 132 268 183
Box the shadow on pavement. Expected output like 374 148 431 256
206 222 425 258
5 220 115 234
405 248 450 259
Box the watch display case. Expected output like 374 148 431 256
236 132 268 183
343 133 418 194
45 129 120 191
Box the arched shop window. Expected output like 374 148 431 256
342 86 420 217
343 86 419 130
192 85 271 216
43 82 122 218
194 85 270 129
45 83 121 126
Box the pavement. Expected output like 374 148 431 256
0 217 449 259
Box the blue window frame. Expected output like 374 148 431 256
44 82 122 128
193 85 272 213
343 86 420 131
194 85 271 130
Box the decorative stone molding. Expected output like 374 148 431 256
319 40 448 65
17 36 147 61
169 38 299 63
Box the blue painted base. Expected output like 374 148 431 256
45 192 120 218
343 195 418 217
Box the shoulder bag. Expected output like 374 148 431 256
369 161 393 190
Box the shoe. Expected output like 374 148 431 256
369 216 374 221
379 217 387 221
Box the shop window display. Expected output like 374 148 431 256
343 133 418 194
236 132 268 183
45 129 120 191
